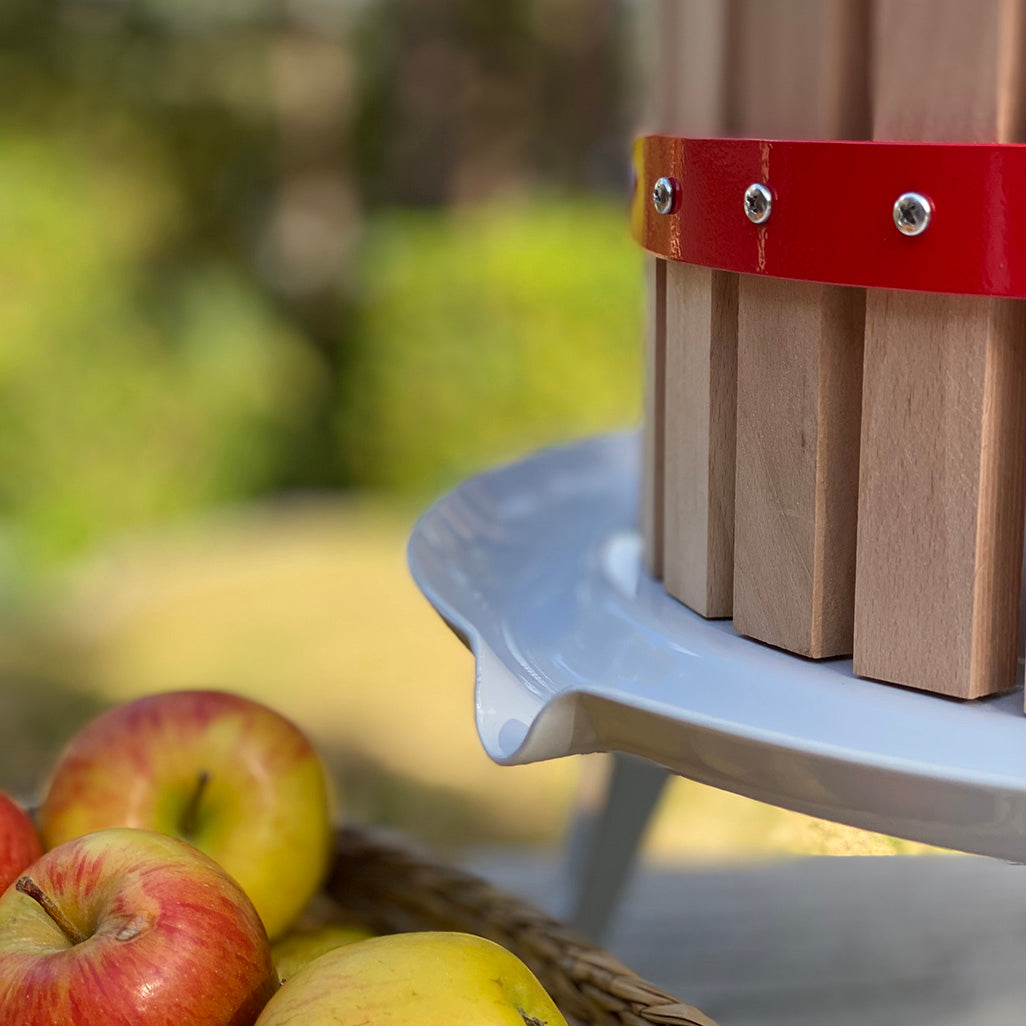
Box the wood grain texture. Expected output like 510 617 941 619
733 280 864 656
853 0 1026 698
658 0 737 616
729 0 869 657
655 0 730 136
641 257 666 578
637 2 679 578
663 265 738 615
724 0 870 141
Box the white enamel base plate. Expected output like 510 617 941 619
407 432 1026 861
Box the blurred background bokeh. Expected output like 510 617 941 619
0 0 936 867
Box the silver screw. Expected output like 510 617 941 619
744 183 772 224
893 192 932 236
652 176 678 215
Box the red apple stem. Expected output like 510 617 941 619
16 877 87 945
179 769 211 839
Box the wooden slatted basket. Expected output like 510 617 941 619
322 824 718 1026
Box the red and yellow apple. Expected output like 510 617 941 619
38 689 333 939
0 793 41 895
0 827 278 1024
254 931 570 1026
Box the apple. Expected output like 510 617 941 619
0 793 41 895
272 923 374 982
254 931 570 1026
0 827 278 1024
38 689 333 939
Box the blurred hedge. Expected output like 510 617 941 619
0 130 642 577
0 0 642 581
0 131 323 579
338 198 644 493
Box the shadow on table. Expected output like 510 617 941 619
319 744 568 854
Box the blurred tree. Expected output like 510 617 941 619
350 0 636 206
1 0 360 498
337 199 642 492
0 0 640 573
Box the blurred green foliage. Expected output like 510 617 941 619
340 199 642 492
340 200 643 492
0 131 321 576
0 137 642 571
0 0 641 578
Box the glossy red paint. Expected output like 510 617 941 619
632 135 1026 297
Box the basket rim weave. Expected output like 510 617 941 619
325 824 718 1026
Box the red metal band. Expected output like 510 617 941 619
632 135 1026 298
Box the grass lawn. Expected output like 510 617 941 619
0 495 942 860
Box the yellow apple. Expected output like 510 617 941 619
272 923 374 982
255 931 569 1026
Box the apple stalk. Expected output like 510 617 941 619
15 877 86 945
179 770 211 840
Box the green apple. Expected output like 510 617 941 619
0 793 41 895
272 923 374 982
38 689 333 939
255 931 570 1026
0 827 278 1025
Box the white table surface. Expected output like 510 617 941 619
407 431 1026 862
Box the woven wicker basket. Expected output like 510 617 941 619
324 825 718 1026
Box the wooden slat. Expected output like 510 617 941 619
663 266 737 615
659 0 736 616
729 0 869 657
637 1 676 578
641 257 666 578
853 0 1026 698
734 279 864 656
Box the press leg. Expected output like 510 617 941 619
562 753 670 941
